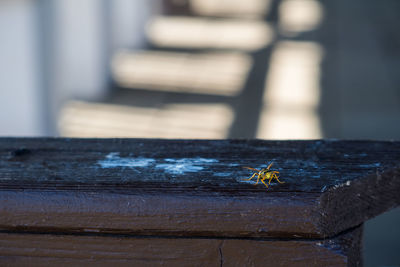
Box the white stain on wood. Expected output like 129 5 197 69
156 158 218 175
98 152 155 168
98 153 219 175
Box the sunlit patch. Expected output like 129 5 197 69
279 0 323 36
146 16 274 51
264 41 323 108
257 109 322 139
189 0 272 19
112 50 252 96
58 101 234 139
257 41 323 139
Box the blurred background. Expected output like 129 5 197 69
0 0 399 265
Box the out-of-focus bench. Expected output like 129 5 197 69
0 138 399 266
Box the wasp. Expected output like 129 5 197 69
243 162 284 188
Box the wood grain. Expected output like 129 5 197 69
0 226 362 267
0 138 399 238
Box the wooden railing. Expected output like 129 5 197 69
0 138 399 266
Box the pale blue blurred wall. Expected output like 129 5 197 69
0 0 151 136
0 0 43 136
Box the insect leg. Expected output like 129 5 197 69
244 172 257 181
267 171 278 184
272 172 285 184
275 176 285 184
268 174 274 184
261 178 269 188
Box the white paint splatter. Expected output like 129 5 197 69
98 152 155 168
98 153 219 175
156 158 218 175
156 163 203 174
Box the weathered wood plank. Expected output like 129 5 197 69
1 138 398 192
221 226 363 267
0 233 220 267
0 226 362 267
0 138 399 238
0 190 321 238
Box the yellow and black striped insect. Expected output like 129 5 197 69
243 162 284 188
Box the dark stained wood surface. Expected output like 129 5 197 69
0 226 362 267
0 138 399 238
